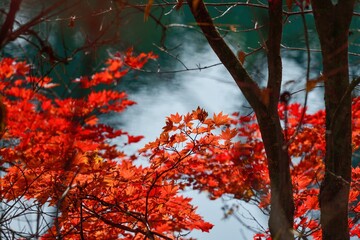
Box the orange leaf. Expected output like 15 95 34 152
155 223 172 233
193 107 208 122
144 0 153 21
192 0 200 10
194 221 214 233
107 58 123 72
162 119 174 132
85 115 98 126
306 75 325 92
286 0 293 11
237 51 246 64
213 112 230 126
128 135 144 144
261 88 271 106
168 112 182 124
229 25 237 32
220 128 237 141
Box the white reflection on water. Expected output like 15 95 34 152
118 47 245 239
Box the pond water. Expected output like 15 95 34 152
118 44 248 239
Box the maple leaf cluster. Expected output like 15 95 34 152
141 102 360 239
0 55 212 240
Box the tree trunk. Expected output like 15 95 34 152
257 115 294 239
312 1 355 239
187 1 294 238
262 1 294 238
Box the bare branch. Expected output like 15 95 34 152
186 0 265 113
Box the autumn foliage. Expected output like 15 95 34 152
0 54 212 239
1 54 360 239
140 100 360 239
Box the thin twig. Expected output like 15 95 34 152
286 3 311 147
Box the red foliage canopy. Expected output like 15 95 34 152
140 100 360 239
0 54 360 239
0 55 211 240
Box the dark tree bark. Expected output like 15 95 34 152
0 0 22 48
311 1 355 239
187 1 294 239
261 1 294 239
